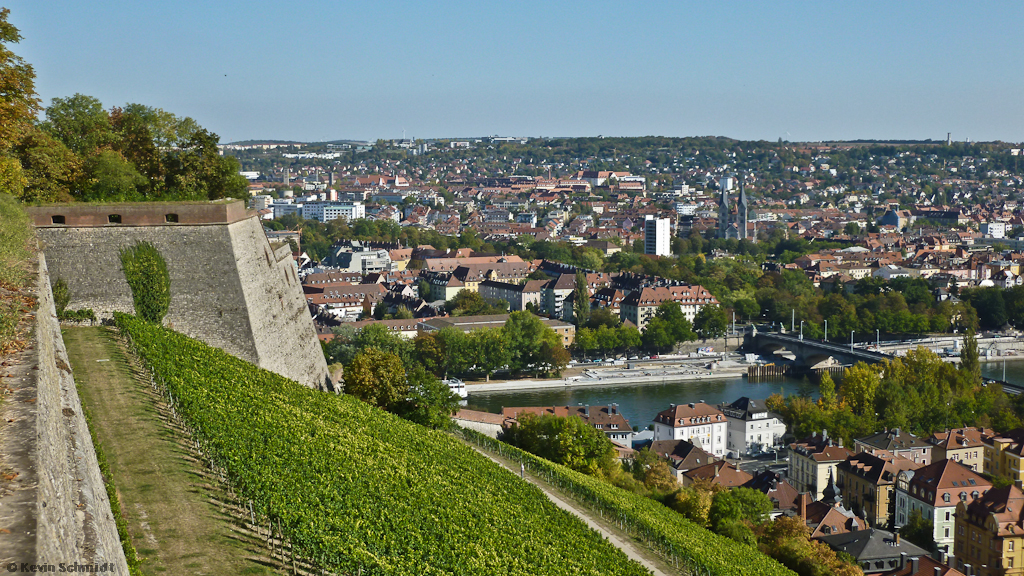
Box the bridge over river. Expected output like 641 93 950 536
751 332 1024 394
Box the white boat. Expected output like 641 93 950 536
444 378 468 399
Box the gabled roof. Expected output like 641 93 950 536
649 439 715 472
682 461 752 488
856 428 930 453
902 458 991 507
818 528 927 563
653 402 725 427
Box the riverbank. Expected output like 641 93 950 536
467 363 749 393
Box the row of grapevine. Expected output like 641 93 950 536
113 313 652 576
457 428 797 576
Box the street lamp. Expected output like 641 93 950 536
851 330 855 352
824 319 828 343
876 329 880 351
800 321 805 341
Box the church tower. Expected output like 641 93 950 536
738 180 749 240
718 186 731 238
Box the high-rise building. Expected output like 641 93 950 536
644 215 670 256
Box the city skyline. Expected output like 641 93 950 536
7 1 1023 144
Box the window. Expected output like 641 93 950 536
108 214 121 223
944 493 951 503
51 215 65 224
1011 541 1016 551
165 213 179 223
945 527 950 538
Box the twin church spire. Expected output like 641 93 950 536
718 179 751 241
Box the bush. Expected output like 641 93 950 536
119 242 170 324
52 278 70 313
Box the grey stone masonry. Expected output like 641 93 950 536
30 201 329 390
0 253 128 570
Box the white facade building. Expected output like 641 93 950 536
893 459 991 562
719 397 787 457
644 215 671 257
981 221 1007 239
301 201 366 223
652 402 728 458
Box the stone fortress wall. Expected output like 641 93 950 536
27 200 329 390
0 253 129 571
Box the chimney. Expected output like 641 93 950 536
934 567 942 576
895 532 901 545
900 552 908 569
798 493 809 520
584 404 590 417
610 403 617 415
910 557 919 573
688 402 695 409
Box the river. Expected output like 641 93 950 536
466 375 817 434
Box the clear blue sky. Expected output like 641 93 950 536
7 1 1023 144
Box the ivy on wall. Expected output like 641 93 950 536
119 242 170 324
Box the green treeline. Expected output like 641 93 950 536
771 332 1024 451
0 10 245 204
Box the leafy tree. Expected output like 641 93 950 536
354 322 414 364
0 8 39 152
574 327 597 359
83 149 147 201
709 487 773 532
537 340 571 376
839 362 881 418
324 324 358 366
572 271 590 326
642 317 676 353
13 126 80 202
472 328 510 380
503 311 563 374
446 290 507 317
164 128 247 200
595 324 619 357
899 509 935 552
960 328 981 388
694 305 729 339
656 301 697 343
344 348 406 408
669 478 723 528
734 298 759 322
617 325 642 355
390 365 459 429
413 332 444 376
818 371 837 412
435 326 474 378
586 307 621 329
502 413 615 475
42 93 115 157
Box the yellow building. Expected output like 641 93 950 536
788 432 853 501
954 485 1024 576
929 427 992 473
983 428 1024 484
837 450 922 528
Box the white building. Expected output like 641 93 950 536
644 215 671 257
719 177 735 191
674 203 699 216
652 402 728 458
893 459 991 561
719 397 786 458
301 201 366 223
981 221 1007 239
